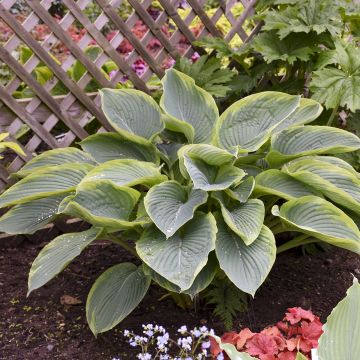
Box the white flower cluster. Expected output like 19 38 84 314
113 323 216 359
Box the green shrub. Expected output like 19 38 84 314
1 69 360 335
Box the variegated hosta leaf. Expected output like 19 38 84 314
183 155 245 191
28 227 102 295
16 148 96 177
215 217 276 296
144 181 208 238
0 194 69 235
100 88 164 144
61 181 143 230
80 159 167 187
226 176 255 203
254 169 318 200
215 92 300 152
136 212 217 291
0 163 93 208
283 158 360 215
162 113 195 144
267 126 360 166
143 253 218 299
160 69 219 143
272 196 360 254
79 132 159 164
318 277 360 360
86 263 151 335
313 156 360 179
272 98 323 133
214 193 264 245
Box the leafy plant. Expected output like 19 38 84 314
0 132 25 158
211 307 323 359
1 69 360 336
214 276 360 360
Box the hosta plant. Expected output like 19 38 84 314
1 69 360 335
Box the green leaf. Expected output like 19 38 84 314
310 40 360 112
61 181 144 230
214 193 265 245
273 98 323 133
215 217 276 296
79 132 159 164
212 335 257 359
0 164 93 208
17 148 96 177
144 181 208 238
317 277 360 360
143 253 218 298
28 227 102 295
262 0 343 39
161 114 195 144
160 68 219 143
100 88 164 143
272 196 360 254
0 194 69 235
252 31 319 65
136 212 217 291
254 169 318 200
80 159 167 188
183 155 245 191
71 46 102 81
216 92 300 152
267 126 360 167
283 158 360 215
86 263 151 335
295 353 308 360
226 176 255 203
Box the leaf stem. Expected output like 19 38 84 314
327 104 340 126
276 234 316 254
107 234 139 258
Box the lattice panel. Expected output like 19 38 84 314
0 0 258 191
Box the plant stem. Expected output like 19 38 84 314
107 234 138 257
327 104 340 126
270 222 286 235
276 234 316 254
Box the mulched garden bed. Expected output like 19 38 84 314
1 240 359 360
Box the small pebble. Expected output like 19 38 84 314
47 344 54 352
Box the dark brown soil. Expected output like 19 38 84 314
1 240 359 360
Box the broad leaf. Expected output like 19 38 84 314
28 227 102 295
216 217 276 296
79 132 159 164
262 0 342 39
161 68 219 143
86 263 151 335
144 181 208 238
61 181 143 230
254 169 319 200
100 88 164 143
226 176 255 203
214 193 265 245
0 163 93 208
283 158 360 215
267 126 360 166
272 196 360 254
0 194 69 235
17 148 96 177
216 92 300 152
143 253 218 298
310 40 360 112
317 277 360 360
183 155 245 191
273 98 323 133
80 159 167 187
136 212 217 291
253 31 319 65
